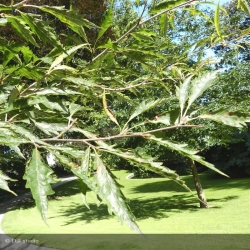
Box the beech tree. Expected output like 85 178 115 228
0 0 250 233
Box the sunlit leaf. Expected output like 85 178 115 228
127 99 162 123
176 75 193 116
187 71 217 112
23 148 56 223
49 44 88 71
0 171 17 196
149 136 229 177
97 0 114 41
149 0 186 14
214 3 221 37
199 108 250 128
94 153 142 233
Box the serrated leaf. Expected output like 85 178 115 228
77 147 91 209
9 144 25 159
28 96 68 113
187 72 217 111
31 121 66 136
38 6 97 33
80 131 192 192
159 13 168 35
214 3 221 37
237 0 250 16
149 136 229 177
176 75 193 116
199 108 250 128
23 148 56 223
127 99 162 123
149 0 186 14
21 46 34 64
64 77 97 87
49 44 87 71
9 124 48 146
97 0 114 41
79 180 90 209
6 16 38 46
95 153 142 233
0 171 17 196
151 114 171 125
19 11 63 50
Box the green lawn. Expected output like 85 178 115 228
2 170 250 250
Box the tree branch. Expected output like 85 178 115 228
54 118 77 139
13 0 31 8
42 125 203 143
99 80 154 91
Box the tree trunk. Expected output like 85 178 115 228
189 159 209 208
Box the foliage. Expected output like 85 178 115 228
0 0 249 233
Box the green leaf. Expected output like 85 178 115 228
30 121 66 136
149 136 229 177
0 4 12 10
186 72 217 112
0 171 17 196
149 0 186 14
127 99 162 123
80 131 192 192
79 179 90 209
159 13 169 35
23 148 56 223
49 44 88 71
94 153 142 233
8 144 25 159
199 108 250 128
19 11 63 50
176 75 193 116
237 0 250 16
6 16 38 46
9 124 48 146
150 114 171 125
214 3 221 37
21 46 34 64
28 96 68 113
78 147 91 209
96 0 114 41
38 6 97 34
64 77 97 87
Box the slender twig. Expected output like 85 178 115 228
13 0 31 8
42 125 203 143
53 118 78 139
99 80 153 91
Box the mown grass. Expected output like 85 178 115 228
2 170 250 250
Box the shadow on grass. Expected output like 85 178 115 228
52 193 238 226
131 174 250 194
